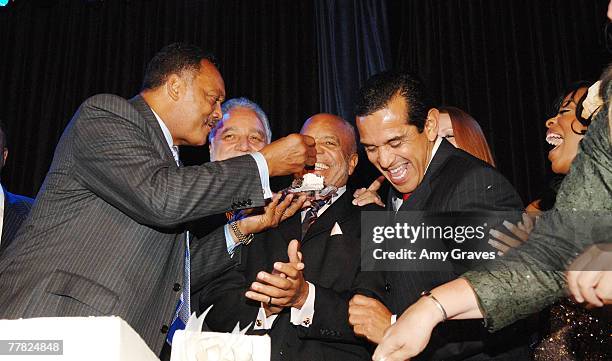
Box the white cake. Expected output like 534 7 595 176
290 173 325 192
170 310 270 361
0 316 159 361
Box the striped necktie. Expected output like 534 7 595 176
301 199 328 238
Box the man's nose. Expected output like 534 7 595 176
236 137 250 152
211 102 222 121
377 147 394 169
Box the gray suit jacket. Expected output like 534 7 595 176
0 94 265 354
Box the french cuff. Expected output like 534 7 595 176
390 314 397 324
223 224 240 257
253 305 279 330
249 152 272 199
290 282 315 327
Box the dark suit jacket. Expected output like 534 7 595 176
385 139 531 360
0 94 266 354
0 188 34 254
194 192 386 361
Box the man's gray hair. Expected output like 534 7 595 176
208 97 272 144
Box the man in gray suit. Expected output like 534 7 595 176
0 43 315 356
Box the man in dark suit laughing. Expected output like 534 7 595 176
349 71 529 360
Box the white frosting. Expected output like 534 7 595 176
300 173 324 190
171 308 270 361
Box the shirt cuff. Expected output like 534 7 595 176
390 314 397 324
223 224 239 257
249 152 272 199
253 304 279 330
290 282 315 327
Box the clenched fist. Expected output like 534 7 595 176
260 134 316 177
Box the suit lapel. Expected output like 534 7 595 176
278 213 301 246
302 192 352 245
128 95 176 163
397 139 455 212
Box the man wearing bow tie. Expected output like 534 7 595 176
196 113 386 361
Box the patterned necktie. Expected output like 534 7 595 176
301 199 328 238
167 151 191 345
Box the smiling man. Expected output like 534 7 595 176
197 113 386 361
209 97 272 161
0 43 315 357
349 71 529 360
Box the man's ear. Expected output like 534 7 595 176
166 74 183 101
424 108 439 142
347 152 359 176
2 148 7 167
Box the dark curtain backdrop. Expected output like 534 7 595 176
0 0 609 202
315 0 391 121
0 0 319 196
315 0 391 189
387 0 610 203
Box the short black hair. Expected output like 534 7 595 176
142 43 217 90
355 70 433 132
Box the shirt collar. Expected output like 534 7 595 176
425 137 443 174
392 137 442 211
300 185 347 221
150 109 180 164
331 185 346 204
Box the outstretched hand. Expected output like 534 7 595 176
373 297 443 361
567 243 612 307
260 134 316 177
352 176 385 207
234 193 307 237
488 213 536 255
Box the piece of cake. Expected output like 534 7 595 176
289 173 325 193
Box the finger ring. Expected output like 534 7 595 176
268 296 273 307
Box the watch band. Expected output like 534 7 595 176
230 221 254 246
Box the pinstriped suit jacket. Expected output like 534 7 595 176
0 94 265 354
